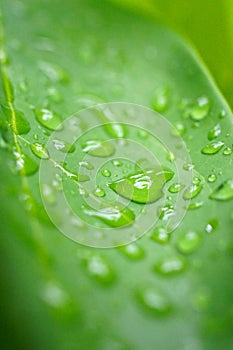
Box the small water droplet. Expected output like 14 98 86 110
79 161 94 170
158 204 175 220
119 243 144 260
136 287 171 315
205 219 218 233
47 87 63 103
112 159 122 167
223 146 232 155
13 151 38 176
177 231 202 254
153 255 186 276
82 139 115 157
150 227 170 244
2 105 30 135
209 179 233 201
35 108 62 130
30 142 49 159
186 201 203 210
152 87 170 113
186 96 210 121
167 151 175 162
38 61 69 83
101 168 111 177
33 133 39 140
104 123 126 138
201 141 224 155
208 124 221 140
82 203 135 227
168 183 185 193
82 254 115 285
172 122 186 136
93 186 105 197
41 281 69 309
219 110 226 119
207 173 217 183
52 138 75 153
183 183 203 200
42 184 56 205
183 163 194 171
138 129 149 139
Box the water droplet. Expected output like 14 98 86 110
104 123 126 138
33 133 39 140
201 141 224 155
119 243 144 260
35 108 62 130
52 138 75 153
138 129 149 139
79 161 94 170
82 203 135 227
136 287 171 315
177 231 202 254
183 163 194 171
167 151 175 162
47 87 63 103
205 219 218 233
183 183 203 200
109 167 174 204
82 139 115 157
93 186 105 197
168 183 185 193
150 227 170 244
30 142 49 159
223 146 232 155
82 254 115 285
209 179 233 201
13 151 38 176
192 177 201 185
38 61 69 83
207 173 217 183
158 204 175 220
172 122 186 136
101 168 111 177
219 110 226 119
152 87 170 113
41 281 69 309
42 184 56 205
186 201 203 210
153 255 186 276
208 124 221 140
186 96 210 121
112 159 122 167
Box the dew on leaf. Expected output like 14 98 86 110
201 141 224 155
183 183 203 200
82 203 135 227
119 243 144 260
172 122 186 136
186 201 203 210
168 183 185 193
13 151 38 176
38 61 69 83
35 108 62 131
112 159 123 167
82 254 115 285
136 287 171 315
109 167 174 204
158 204 175 220
167 151 175 162
152 87 169 113
30 142 49 159
153 255 186 276
219 110 226 119
209 179 233 201
101 168 111 177
183 163 194 171
52 138 75 153
150 227 170 244
207 173 217 183
93 186 105 197
82 139 115 157
41 184 56 205
208 124 221 140
79 160 94 170
223 146 232 155
186 96 210 121
104 123 126 138
205 219 219 233
41 281 70 309
177 231 202 254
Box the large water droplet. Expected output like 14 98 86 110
35 108 62 130
109 167 174 204
177 231 202 254
186 96 210 121
150 227 170 244
153 255 186 276
207 173 217 183
137 287 171 315
201 141 224 155
183 183 203 200
158 204 175 220
30 142 49 159
168 183 185 193
119 243 144 260
209 179 233 201
82 139 115 157
208 124 221 140
52 138 75 153
82 203 135 227
152 87 169 112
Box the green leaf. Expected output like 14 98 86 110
0 0 233 349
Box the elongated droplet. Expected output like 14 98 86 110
35 108 62 130
187 96 210 121
209 179 233 201
82 139 115 157
104 123 126 138
30 142 49 159
201 141 224 155
14 151 38 176
168 183 184 193
223 146 232 155
79 161 94 170
208 124 221 140
152 87 169 113
52 138 75 153
150 227 170 244
82 203 135 227
153 256 186 276
109 167 174 204
186 201 203 210
137 287 171 315
183 184 203 200
119 243 144 260
177 231 202 254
